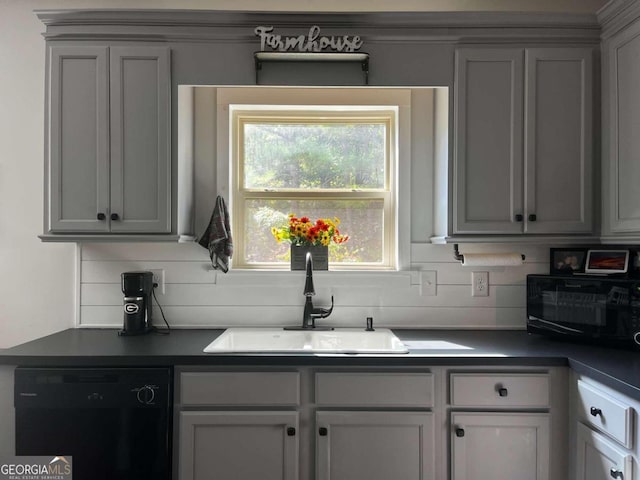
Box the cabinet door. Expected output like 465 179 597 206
575 423 632 480
48 46 110 232
178 411 298 480
316 411 434 480
524 48 593 234
606 19 640 233
110 46 171 233
451 412 549 480
454 48 524 234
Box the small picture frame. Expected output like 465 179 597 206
550 248 587 275
585 249 630 275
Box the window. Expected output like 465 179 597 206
231 106 397 269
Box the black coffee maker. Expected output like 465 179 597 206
120 271 154 336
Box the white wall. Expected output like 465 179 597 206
0 1 77 348
0 0 603 348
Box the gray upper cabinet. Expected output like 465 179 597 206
454 47 593 236
454 48 524 234
524 48 593 234
46 45 171 236
109 47 171 233
603 16 640 236
48 46 110 233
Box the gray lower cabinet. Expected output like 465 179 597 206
176 368 564 480
575 423 632 480
178 411 299 480
176 369 435 480
46 45 171 235
454 46 593 236
603 15 640 237
316 411 434 480
449 372 554 480
571 376 636 480
451 412 550 480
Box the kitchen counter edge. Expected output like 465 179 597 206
1 328 638 400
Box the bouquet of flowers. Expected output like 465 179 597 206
271 214 349 247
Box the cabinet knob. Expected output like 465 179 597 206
515 214 524 222
455 428 465 438
319 427 328 436
111 213 119 221
610 468 623 479
97 213 106 221
287 427 296 436
498 387 508 397
590 407 602 417
528 214 537 222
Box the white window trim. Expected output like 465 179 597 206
232 107 396 269
216 87 412 271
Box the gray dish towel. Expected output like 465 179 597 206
198 195 233 273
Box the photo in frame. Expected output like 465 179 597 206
550 248 587 275
585 250 630 275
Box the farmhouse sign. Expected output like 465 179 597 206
254 25 363 53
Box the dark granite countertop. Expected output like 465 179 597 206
1 328 639 400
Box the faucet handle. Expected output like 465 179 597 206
313 295 334 319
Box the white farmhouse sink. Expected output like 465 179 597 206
203 328 409 354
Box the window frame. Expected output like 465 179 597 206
231 107 398 270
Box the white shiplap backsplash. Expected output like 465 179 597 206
79 242 549 329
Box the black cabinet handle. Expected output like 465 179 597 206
515 214 524 222
498 387 508 397
455 428 465 438
528 214 537 222
287 427 296 436
610 468 623 479
111 213 119 221
97 213 106 221
319 427 328 436
590 407 602 417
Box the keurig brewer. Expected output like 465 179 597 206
120 271 154 335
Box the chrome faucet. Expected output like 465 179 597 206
286 252 334 330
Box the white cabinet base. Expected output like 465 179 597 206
451 412 550 480
316 411 434 480
575 423 632 480
178 411 299 480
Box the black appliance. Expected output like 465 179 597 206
121 271 154 335
527 274 640 347
15 367 172 480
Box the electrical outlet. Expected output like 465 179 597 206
472 271 489 297
149 269 165 295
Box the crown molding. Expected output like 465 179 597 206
35 9 600 44
598 0 640 39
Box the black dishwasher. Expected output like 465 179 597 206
15 367 172 480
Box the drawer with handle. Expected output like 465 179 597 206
450 373 550 408
577 379 634 448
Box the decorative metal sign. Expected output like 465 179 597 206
254 25 363 53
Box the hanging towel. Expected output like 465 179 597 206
198 195 233 273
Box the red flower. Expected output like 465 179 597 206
300 216 310 223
